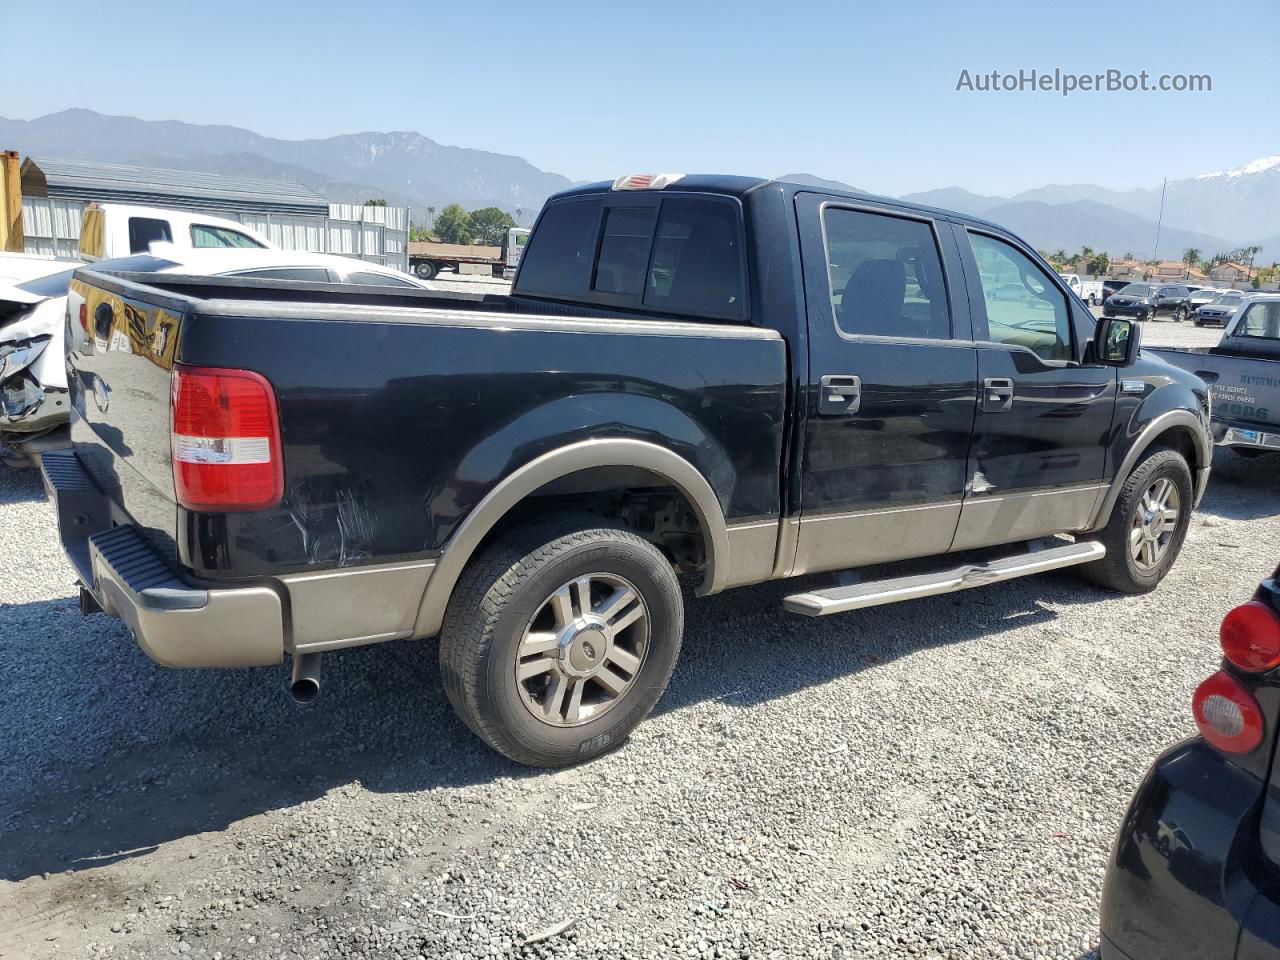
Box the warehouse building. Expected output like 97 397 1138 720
18 156 408 270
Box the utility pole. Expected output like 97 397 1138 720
1151 177 1167 265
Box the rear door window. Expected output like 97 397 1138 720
822 207 950 339
643 197 744 320
344 270 420 288
516 198 602 298
228 267 334 282
128 217 172 254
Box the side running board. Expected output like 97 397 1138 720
782 540 1105 617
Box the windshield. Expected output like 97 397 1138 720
1117 283 1152 296
1191 289 1217 298
1212 293 1243 305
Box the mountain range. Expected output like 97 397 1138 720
0 108 570 220
1 109 1275 258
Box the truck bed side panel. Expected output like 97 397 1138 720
1151 347 1280 431
170 306 787 578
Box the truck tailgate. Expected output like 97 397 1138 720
67 274 183 563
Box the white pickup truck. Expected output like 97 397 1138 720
77 203 271 260
1059 273 1105 306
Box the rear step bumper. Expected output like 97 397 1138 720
41 450 285 668
782 540 1105 617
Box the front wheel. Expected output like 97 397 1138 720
439 517 684 767
1081 447 1193 593
1176 305 1188 322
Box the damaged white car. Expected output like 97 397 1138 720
0 250 428 466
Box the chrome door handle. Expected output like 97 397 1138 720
819 374 861 415
983 377 1014 412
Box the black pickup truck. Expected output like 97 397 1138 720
43 174 1212 767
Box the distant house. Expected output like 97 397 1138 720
1151 260 1205 281
1107 259 1146 280
1209 261 1252 282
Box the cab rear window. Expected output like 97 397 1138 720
516 194 746 321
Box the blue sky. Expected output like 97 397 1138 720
7 0 1277 196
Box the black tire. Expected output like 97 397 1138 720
1176 305 1188 322
414 261 438 280
1081 447 1194 593
439 516 683 767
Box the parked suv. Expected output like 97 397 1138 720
1105 283 1192 321
1151 284 1193 320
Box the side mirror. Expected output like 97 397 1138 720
1093 316 1141 366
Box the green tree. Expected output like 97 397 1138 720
1182 248 1200 278
432 204 473 244
468 207 517 246
1086 252 1109 276
364 198 388 207
409 225 433 242
426 206 436 228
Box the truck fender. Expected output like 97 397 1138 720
412 437 731 639
1087 407 1211 532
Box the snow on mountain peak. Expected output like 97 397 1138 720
1196 155 1280 180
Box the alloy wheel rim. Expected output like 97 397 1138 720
515 573 650 727
1130 477 1181 571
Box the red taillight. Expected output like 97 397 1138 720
78 302 88 332
1220 600 1280 672
1192 671 1264 754
171 364 283 511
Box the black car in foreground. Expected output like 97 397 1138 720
1100 564 1280 959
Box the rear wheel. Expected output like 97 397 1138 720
1082 448 1194 593
439 517 683 767
414 261 438 280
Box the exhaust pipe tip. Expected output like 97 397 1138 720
289 653 321 705
290 676 320 704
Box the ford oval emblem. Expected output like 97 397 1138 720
92 376 110 413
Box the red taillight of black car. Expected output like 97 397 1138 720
1193 671 1265 754
1191 601 1280 754
1220 601 1280 672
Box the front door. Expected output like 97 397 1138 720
791 195 978 576
951 225 1117 551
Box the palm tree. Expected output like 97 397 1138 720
427 206 436 230
516 207 525 226
1244 244 1262 281
1182 248 1201 279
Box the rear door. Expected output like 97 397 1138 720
791 194 978 575
951 225 1116 550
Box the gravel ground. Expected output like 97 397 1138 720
2 321 1276 960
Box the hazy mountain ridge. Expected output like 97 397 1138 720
0 108 571 217
1 109 1274 254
